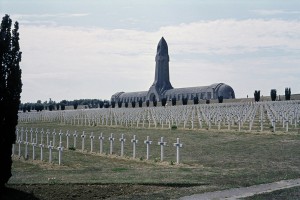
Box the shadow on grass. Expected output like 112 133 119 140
1 186 39 200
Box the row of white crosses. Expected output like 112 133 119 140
82 131 183 163
15 127 184 164
13 127 64 165
18 100 300 133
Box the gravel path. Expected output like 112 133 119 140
180 178 300 200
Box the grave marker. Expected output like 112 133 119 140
109 133 115 154
40 128 44 146
119 134 126 157
158 137 167 161
57 142 63 165
32 138 37 160
65 130 70 149
30 128 33 143
39 141 44 161
73 130 78 148
173 138 183 164
81 131 86 152
46 129 50 145
98 133 104 154
90 132 95 153
24 132 29 159
144 136 152 160
59 130 63 143
48 141 54 163
35 128 39 144
131 135 138 158
17 137 22 157
52 129 56 147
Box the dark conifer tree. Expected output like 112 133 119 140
171 97 176 106
270 89 277 101
73 101 78 109
111 101 116 108
117 101 122 108
131 101 136 108
153 99 157 107
218 96 223 103
285 87 291 101
182 97 188 105
254 90 260 102
0 15 22 190
138 99 143 107
193 96 199 104
161 98 167 106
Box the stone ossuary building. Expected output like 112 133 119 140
111 37 235 103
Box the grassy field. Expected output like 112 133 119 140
7 121 300 199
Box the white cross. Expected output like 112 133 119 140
35 128 39 144
52 129 56 147
272 118 276 132
284 118 289 132
16 128 19 143
81 131 86 152
30 128 33 143
90 132 95 153
119 134 126 157
131 135 138 159
173 138 183 164
17 137 22 157
59 130 63 143
144 136 152 160
259 117 265 131
39 142 44 161
73 131 78 148
46 129 50 145
32 138 37 160
158 137 167 161
40 128 44 146
20 127 24 142
98 133 105 154
24 132 29 159
65 130 70 149
48 141 54 163
57 142 64 165
109 133 115 154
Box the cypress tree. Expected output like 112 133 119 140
270 89 277 101
193 96 199 104
285 87 291 101
254 90 260 102
161 98 167 107
0 15 22 190
138 99 142 107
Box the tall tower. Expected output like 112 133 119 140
147 37 173 101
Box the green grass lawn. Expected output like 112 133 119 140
9 122 300 198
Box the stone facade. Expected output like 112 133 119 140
111 37 235 103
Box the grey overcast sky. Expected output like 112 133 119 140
1 0 300 102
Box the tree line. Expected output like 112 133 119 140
254 88 292 102
22 87 294 112
20 98 111 112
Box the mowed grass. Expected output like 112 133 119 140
9 122 300 194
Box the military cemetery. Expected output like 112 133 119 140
5 35 300 200
2 2 300 199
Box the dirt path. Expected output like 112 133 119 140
180 178 300 200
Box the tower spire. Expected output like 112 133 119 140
147 37 173 101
